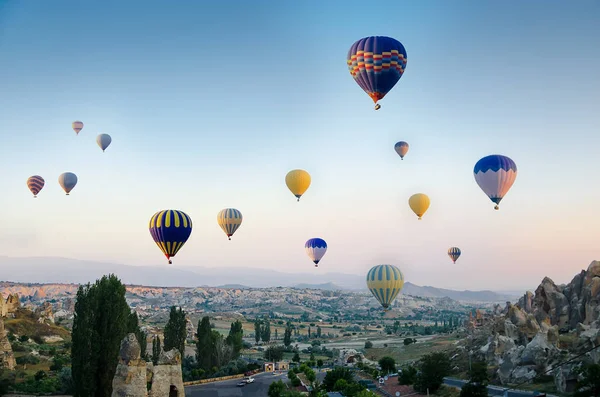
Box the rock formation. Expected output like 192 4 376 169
0 318 16 370
35 301 55 324
111 333 184 397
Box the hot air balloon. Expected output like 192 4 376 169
217 208 243 240
285 169 311 202
149 210 193 264
347 36 407 110
448 247 461 264
305 238 327 267
473 155 517 210
27 175 45 198
96 134 112 152
366 264 405 311
72 121 84 135
395 141 409 160
58 172 78 195
408 193 430 220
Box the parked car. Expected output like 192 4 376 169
244 377 255 383
237 381 246 387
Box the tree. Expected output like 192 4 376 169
226 320 244 358
379 356 396 374
403 338 414 346
211 330 231 368
283 323 293 347
414 352 451 394
127 311 147 360
196 317 213 371
71 274 131 397
151 335 161 365
317 326 322 338
292 352 301 363
254 320 262 344
575 363 600 397
317 359 323 368
264 345 284 361
262 320 271 342
364 340 373 349
268 380 287 397
460 383 488 397
323 367 354 391
399 365 417 385
163 306 187 360
275 328 278 340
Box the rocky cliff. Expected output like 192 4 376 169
0 318 15 370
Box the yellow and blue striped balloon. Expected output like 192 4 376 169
217 208 243 240
448 247 461 264
148 210 193 264
366 264 405 310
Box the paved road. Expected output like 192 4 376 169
185 371 327 397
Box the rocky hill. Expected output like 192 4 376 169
458 260 600 394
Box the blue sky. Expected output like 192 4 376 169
0 0 599 290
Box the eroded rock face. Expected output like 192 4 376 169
150 349 184 397
0 318 16 370
111 333 148 397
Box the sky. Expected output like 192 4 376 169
0 0 599 291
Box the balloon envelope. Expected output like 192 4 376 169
58 172 78 195
72 121 84 135
394 141 409 159
347 36 407 109
366 264 405 310
473 155 517 210
27 175 45 198
149 210 193 264
96 134 112 152
408 193 430 220
217 208 243 240
305 238 327 267
448 247 461 263
285 170 311 201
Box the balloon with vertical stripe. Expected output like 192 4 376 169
305 238 327 267
394 141 409 160
347 36 407 110
58 172 78 195
27 175 45 198
473 154 517 210
285 169 311 202
149 210 193 264
448 247 461 264
217 208 243 240
366 264 405 310
72 121 84 135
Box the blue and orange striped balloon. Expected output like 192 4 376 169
448 247 461 264
366 264 405 311
27 175 45 198
148 210 193 264
217 208 243 240
347 36 407 110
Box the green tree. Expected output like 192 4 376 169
71 274 131 397
275 328 278 340
364 340 373 349
317 326 322 338
196 317 213 371
163 306 187 359
414 352 451 394
317 359 323 368
378 356 396 374
264 345 284 361
323 367 354 391
226 320 244 358
575 363 600 397
127 311 147 360
268 380 287 397
254 319 262 344
262 320 271 342
151 335 161 365
399 364 417 385
283 323 293 347
292 352 301 363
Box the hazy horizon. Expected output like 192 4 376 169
1 2 599 291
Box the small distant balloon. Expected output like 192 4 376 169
96 134 112 152
473 154 517 210
448 247 461 264
217 208 243 240
305 238 327 267
27 175 45 198
408 193 430 220
149 209 193 264
72 121 84 135
394 141 409 160
58 172 78 195
285 169 311 202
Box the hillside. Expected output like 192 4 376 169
3 308 70 341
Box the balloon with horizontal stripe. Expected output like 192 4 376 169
305 238 327 267
448 247 461 264
27 175 45 198
366 264 405 311
394 141 409 160
408 193 430 220
347 36 407 110
149 210 193 264
217 208 243 240
58 172 78 195
96 134 112 152
473 154 517 210
72 121 84 135
285 169 311 202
